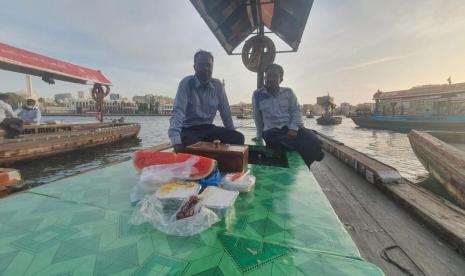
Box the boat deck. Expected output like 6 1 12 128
312 151 465 275
0 149 382 275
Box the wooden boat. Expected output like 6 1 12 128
0 42 141 164
316 95 342 125
317 115 342 125
352 115 465 132
408 130 465 208
0 122 140 165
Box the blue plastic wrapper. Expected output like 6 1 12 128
198 168 221 191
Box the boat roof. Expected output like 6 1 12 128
0 42 111 85
190 0 314 54
374 82 465 101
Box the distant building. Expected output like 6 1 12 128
110 93 120 100
77 91 85 99
372 83 465 116
132 94 174 114
55 93 73 101
302 104 323 116
230 103 252 116
338 102 355 116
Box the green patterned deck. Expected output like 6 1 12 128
0 151 383 275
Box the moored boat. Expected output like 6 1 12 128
0 122 140 165
317 115 342 125
408 130 465 208
352 83 465 131
0 42 141 164
316 95 342 125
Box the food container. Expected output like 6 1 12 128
200 186 239 218
155 182 201 217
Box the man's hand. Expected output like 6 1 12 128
287 129 298 139
252 137 264 146
173 144 186 153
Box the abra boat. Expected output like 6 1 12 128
316 95 342 125
0 122 140 165
0 42 141 163
352 83 465 131
408 130 465 208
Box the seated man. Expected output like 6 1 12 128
18 97 41 125
168 50 244 152
0 93 23 138
252 64 324 167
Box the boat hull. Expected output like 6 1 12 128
408 130 465 208
0 123 141 164
352 116 465 131
317 116 342 125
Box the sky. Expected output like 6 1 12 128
1 0 465 105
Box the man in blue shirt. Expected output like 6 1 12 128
169 50 244 152
18 97 41 125
252 64 324 167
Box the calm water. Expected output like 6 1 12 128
16 115 434 191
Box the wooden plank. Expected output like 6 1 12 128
317 132 402 185
312 153 465 275
316 133 465 257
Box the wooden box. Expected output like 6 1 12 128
185 142 248 173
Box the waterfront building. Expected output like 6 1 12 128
373 82 465 116
132 94 174 114
110 93 121 100
54 93 73 102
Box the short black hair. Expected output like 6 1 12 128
194 50 214 63
265 63 284 81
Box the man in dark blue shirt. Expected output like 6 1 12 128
252 64 324 166
169 50 244 152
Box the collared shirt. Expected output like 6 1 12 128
168 75 234 144
0 100 17 123
252 86 303 139
18 106 41 124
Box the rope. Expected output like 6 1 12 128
380 246 426 276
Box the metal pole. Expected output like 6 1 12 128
255 0 265 89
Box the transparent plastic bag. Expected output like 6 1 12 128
219 171 256 193
130 194 219 236
130 157 199 203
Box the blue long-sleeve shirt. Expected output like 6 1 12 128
18 106 41 124
252 87 303 139
168 76 234 145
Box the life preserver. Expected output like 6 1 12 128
241 35 276 72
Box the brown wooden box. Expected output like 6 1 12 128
184 142 248 173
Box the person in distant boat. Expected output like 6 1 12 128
0 94 23 138
18 97 41 125
168 50 244 152
252 64 324 167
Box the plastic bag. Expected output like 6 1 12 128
198 168 221 191
130 193 219 236
219 171 256 193
130 157 199 203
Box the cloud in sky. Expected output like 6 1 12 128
1 0 465 105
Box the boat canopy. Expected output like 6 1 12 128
0 42 111 85
190 0 314 54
